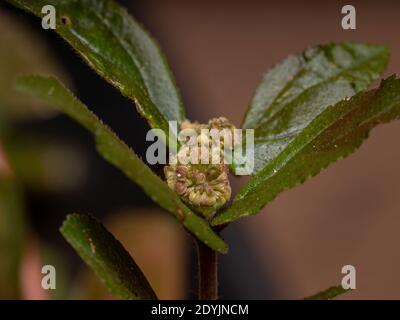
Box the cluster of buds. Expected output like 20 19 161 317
181 117 239 153
164 163 231 220
164 117 238 220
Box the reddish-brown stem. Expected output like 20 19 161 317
195 238 218 300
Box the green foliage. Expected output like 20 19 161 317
15 75 227 254
7 0 185 139
5 0 400 301
60 213 157 300
241 43 388 172
213 75 400 225
304 285 349 300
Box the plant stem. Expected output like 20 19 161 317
195 238 218 300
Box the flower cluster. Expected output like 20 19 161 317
164 117 237 220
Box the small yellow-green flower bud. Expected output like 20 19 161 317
164 118 237 220
164 162 231 220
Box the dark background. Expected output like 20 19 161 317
1 0 400 299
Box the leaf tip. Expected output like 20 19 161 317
59 212 90 238
304 285 351 300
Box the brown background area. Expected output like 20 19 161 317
136 0 400 299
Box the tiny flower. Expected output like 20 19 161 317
180 119 204 131
197 131 210 147
164 161 231 220
207 117 240 150
165 118 237 219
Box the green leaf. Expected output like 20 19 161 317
213 75 400 225
0 178 26 299
60 213 157 299
240 43 389 174
7 0 185 137
16 75 228 254
304 285 349 300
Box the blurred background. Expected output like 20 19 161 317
1 0 400 299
